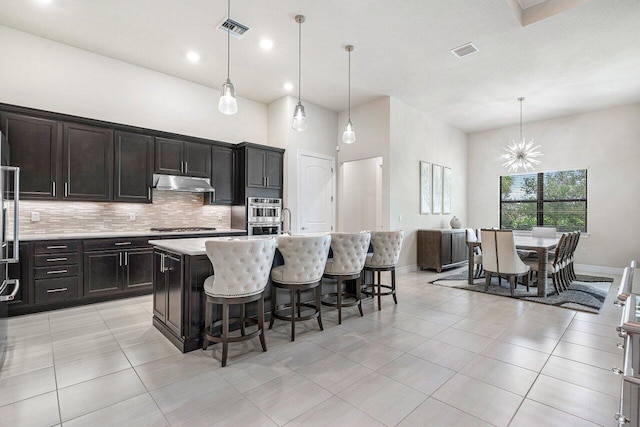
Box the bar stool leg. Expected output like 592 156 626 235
269 288 276 330
356 275 363 317
377 270 382 311
391 269 397 304
203 298 211 350
240 304 246 336
222 303 229 367
258 295 267 352
297 289 302 318
337 278 343 325
315 282 324 331
290 288 296 341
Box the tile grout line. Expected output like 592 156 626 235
48 313 64 426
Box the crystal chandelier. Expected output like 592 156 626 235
501 97 542 172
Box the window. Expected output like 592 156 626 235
500 169 587 232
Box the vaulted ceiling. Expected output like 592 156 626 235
1 0 638 132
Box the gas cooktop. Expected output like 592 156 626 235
150 227 217 232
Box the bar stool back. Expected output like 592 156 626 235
363 230 404 310
202 237 276 367
269 234 331 341
322 231 371 324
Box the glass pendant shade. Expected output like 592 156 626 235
292 102 307 131
342 119 356 144
218 79 238 115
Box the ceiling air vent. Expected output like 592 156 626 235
217 18 250 39
451 42 479 58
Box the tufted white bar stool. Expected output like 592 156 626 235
202 238 276 367
321 232 371 324
269 234 331 341
363 230 404 310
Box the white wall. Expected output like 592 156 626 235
0 25 267 145
468 103 640 268
389 98 469 269
268 96 338 232
339 157 383 232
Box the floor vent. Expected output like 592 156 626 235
217 18 250 39
451 42 479 58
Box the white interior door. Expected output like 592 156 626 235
298 151 334 234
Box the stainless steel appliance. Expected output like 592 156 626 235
152 174 215 194
247 197 281 236
0 131 20 370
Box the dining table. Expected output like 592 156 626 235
467 235 560 297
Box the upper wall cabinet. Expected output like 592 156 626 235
62 123 114 201
245 146 283 190
205 145 234 205
114 131 153 203
0 112 61 199
155 138 211 178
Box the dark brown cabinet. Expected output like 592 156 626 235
153 250 183 337
124 248 154 290
33 241 80 305
206 145 234 205
114 131 153 203
155 138 210 178
246 147 282 189
417 229 468 272
84 250 122 296
0 112 61 199
63 123 113 201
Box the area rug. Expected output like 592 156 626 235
430 270 613 314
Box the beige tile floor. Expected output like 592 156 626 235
0 267 625 426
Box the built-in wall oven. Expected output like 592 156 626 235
247 197 281 236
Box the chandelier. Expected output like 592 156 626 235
501 97 542 172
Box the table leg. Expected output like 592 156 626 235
537 248 549 297
468 243 474 285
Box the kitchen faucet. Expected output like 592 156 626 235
281 207 292 235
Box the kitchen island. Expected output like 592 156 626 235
149 235 282 352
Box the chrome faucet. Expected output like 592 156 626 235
281 207 292 235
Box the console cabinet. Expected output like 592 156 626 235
418 229 468 272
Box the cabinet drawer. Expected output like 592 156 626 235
34 277 79 304
34 253 80 267
34 265 79 280
34 241 80 255
84 237 151 251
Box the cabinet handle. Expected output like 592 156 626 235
114 242 132 246
64 182 68 197
160 253 165 272
148 187 151 200
125 251 128 266
184 161 188 173
46 270 68 275
52 182 56 197
266 177 270 187
46 258 67 262
46 287 68 293
46 245 67 249
119 252 122 266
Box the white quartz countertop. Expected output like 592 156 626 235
149 235 276 256
18 229 247 241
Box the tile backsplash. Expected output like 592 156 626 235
10 190 233 235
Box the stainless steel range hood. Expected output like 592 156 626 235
152 174 215 193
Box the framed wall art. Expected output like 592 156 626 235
420 161 431 214
443 167 452 214
432 164 443 214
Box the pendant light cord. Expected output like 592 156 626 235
348 48 351 120
298 19 302 103
227 0 230 80
519 97 524 140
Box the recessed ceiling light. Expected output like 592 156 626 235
283 82 294 91
259 39 274 50
186 51 201 63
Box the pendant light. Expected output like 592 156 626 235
292 15 307 131
342 45 356 144
501 97 542 172
218 0 238 115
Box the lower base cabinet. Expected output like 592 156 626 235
84 248 153 296
153 250 183 337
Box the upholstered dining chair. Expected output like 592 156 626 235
532 226 557 238
525 233 570 294
363 230 404 310
466 228 483 279
202 237 277 367
269 234 331 341
321 231 371 324
481 229 530 296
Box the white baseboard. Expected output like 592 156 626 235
575 264 623 276
397 264 419 275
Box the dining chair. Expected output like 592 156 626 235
524 233 569 294
466 228 483 279
202 238 277 367
480 229 530 296
532 226 557 238
566 231 581 282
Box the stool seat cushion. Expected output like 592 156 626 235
365 230 404 268
324 231 371 276
324 260 360 276
205 238 276 298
